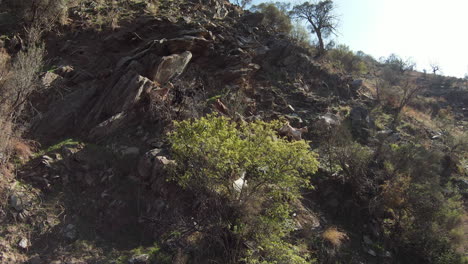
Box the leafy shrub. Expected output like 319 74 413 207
378 143 465 263
328 44 367 74
251 2 292 34
169 114 319 262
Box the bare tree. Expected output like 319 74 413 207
234 0 252 9
290 0 338 56
396 79 425 115
429 61 440 75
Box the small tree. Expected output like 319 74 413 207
234 0 252 9
251 2 292 34
289 21 311 46
396 79 425 115
328 44 367 74
430 61 441 75
291 0 338 56
169 115 319 262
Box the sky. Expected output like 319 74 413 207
248 0 468 78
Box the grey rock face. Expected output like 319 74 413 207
152 51 192 84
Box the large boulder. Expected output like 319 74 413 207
151 51 192 84
350 106 373 142
85 70 154 125
32 86 97 139
166 36 212 55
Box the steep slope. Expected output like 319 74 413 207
0 0 466 263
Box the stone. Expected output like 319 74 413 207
121 147 140 156
28 255 42 264
65 258 87 264
9 194 23 211
64 224 77 240
137 149 163 179
85 70 153 127
350 106 373 141
31 86 97 139
41 71 64 88
363 235 373 245
128 254 149 264
351 79 363 89
177 29 213 40
233 171 247 193
319 113 340 126
41 155 53 168
18 237 29 249
166 36 212 55
89 112 128 139
152 51 192 84
367 248 377 257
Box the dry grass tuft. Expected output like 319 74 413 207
402 106 436 129
322 227 348 248
11 139 35 162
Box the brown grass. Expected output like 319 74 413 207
322 227 348 248
11 139 34 162
402 106 436 130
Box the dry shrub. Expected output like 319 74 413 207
5 0 68 27
321 227 348 248
4 42 45 116
0 119 13 165
11 139 34 163
402 106 436 129
0 31 45 165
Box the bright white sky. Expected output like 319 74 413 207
248 0 468 77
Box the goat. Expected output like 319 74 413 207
278 122 308 141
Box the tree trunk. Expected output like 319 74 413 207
316 29 325 56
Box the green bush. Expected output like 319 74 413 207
328 44 368 74
251 2 292 34
379 143 465 263
169 114 319 262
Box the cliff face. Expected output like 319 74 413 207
0 0 466 263
30 0 354 142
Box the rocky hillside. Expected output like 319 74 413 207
0 0 467 263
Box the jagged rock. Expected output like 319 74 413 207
65 258 87 264
61 144 82 158
367 248 377 257
166 36 212 55
89 112 129 139
55 65 74 78
28 255 42 264
86 70 153 126
178 29 214 40
351 79 363 89
350 106 373 142
41 155 54 168
63 224 77 240
121 147 140 156
18 237 29 249
153 156 176 177
41 71 65 88
152 51 192 84
319 113 340 126
137 149 163 180
363 235 373 245
32 86 97 139
128 254 149 264
9 194 23 211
